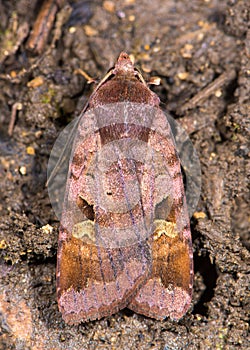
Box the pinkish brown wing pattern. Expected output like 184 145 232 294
57 52 159 324
128 108 193 320
56 52 193 324
57 122 153 324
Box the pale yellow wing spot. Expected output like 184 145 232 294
153 219 178 240
72 220 95 242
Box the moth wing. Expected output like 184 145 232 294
57 229 151 324
128 117 193 320
47 73 109 189
127 222 193 320
56 120 152 324
47 79 107 213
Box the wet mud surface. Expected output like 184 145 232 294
0 0 249 349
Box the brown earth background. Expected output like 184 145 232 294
0 0 249 349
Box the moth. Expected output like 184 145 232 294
55 52 193 324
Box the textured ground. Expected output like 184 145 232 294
0 0 249 349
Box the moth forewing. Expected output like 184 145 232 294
126 105 193 320
56 53 160 324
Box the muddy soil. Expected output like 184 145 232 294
0 0 249 349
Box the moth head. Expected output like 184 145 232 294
110 52 147 86
113 52 135 75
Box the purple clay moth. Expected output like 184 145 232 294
55 52 193 324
